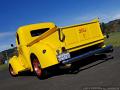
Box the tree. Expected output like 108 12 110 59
0 54 3 64
100 22 107 34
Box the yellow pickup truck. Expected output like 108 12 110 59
9 18 113 78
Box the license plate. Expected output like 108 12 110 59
57 53 71 61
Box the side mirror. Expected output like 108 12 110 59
11 44 14 47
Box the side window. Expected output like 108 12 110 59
16 33 20 45
30 28 49 37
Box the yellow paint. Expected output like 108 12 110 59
9 56 26 74
9 18 105 74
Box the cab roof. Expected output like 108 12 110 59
17 22 56 34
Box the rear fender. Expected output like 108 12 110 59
30 43 59 69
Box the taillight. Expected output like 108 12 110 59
99 42 105 47
62 47 66 52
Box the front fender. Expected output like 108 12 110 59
30 43 59 69
9 56 26 74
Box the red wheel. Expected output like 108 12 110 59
9 65 17 77
32 59 42 78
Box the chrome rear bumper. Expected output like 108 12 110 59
62 45 113 64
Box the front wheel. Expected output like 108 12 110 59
9 65 17 77
32 58 47 79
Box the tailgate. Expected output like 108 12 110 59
61 19 104 50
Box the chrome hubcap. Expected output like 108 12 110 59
33 60 42 76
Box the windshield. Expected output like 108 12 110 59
30 28 49 37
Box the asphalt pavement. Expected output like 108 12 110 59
0 47 120 90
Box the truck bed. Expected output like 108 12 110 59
61 19 104 52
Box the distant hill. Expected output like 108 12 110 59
101 19 120 33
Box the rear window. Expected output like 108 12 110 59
30 28 49 37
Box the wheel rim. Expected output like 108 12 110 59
9 65 16 76
33 59 42 77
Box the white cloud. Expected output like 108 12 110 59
99 13 120 22
112 14 120 20
73 13 120 24
0 31 15 52
0 45 11 52
0 32 15 38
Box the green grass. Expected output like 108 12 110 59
105 32 120 47
0 64 8 71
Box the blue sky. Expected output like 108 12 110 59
0 0 120 51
